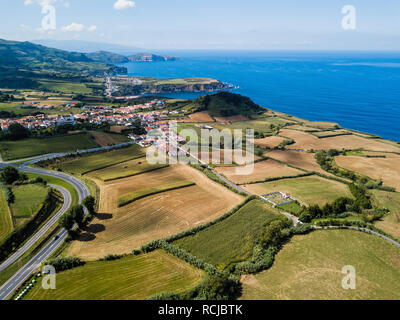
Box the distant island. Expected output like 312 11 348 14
0 38 227 97
86 51 179 64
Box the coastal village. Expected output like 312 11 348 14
0 99 186 148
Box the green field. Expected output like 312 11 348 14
118 181 195 207
24 250 204 300
88 157 169 182
250 176 352 206
25 173 78 206
241 229 400 300
277 202 304 215
10 184 49 225
0 133 99 161
39 80 92 94
53 144 145 175
371 190 400 239
174 200 280 269
0 188 13 242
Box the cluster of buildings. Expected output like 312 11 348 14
0 100 182 133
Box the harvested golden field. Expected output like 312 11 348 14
214 115 248 123
67 164 243 260
240 230 400 300
193 149 259 166
266 150 332 175
284 125 319 132
253 136 286 149
215 159 303 184
187 111 214 122
243 175 352 206
371 190 400 239
280 129 400 152
336 155 400 191
89 131 123 147
86 157 168 181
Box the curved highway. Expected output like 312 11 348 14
0 165 89 300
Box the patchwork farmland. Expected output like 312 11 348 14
67 164 243 260
215 159 303 185
336 154 400 191
24 251 204 300
174 199 280 269
241 230 400 300
243 175 352 206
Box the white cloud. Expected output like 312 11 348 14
62 22 85 32
114 0 135 10
87 25 97 32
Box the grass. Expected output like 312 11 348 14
240 229 400 300
24 250 204 300
9 184 49 225
25 172 79 206
88 158 169 182
0 188 13 242
52 144 145 175
244 176 352 206
118 181 195 207
39 80 92 94
174 199 280 269
371 190 400 240
277 202 304 215
0 133 99 161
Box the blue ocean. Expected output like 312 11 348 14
119 51 400 141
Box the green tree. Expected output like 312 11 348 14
7 123 30 140
0 166 20 185
70 205 85 228
59 213 74 231
83 196 96 214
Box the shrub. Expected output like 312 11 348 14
46 257 85 272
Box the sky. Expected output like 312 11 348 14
0 0 399 50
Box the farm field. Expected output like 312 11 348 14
253 136 286 149
51 144 145 175
9 184 49 226
186 111 214 122
88 131 130 147
280 129 400 152
87 157 168 182
336 154 400 191
215 159 303 184
240 229 400 300
38 80 93 94
0 189 13 242
266 150 335 176
0 133 99 161
192 148 259 166
118 180 195 207
243 175 352 206
174 199 280 269
67 164 243 260
371 190 400 239
24 250 204 300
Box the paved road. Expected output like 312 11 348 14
0 228 68 300
0 166 89 300
0 185 71 272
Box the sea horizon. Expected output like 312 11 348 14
118 50 400 142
